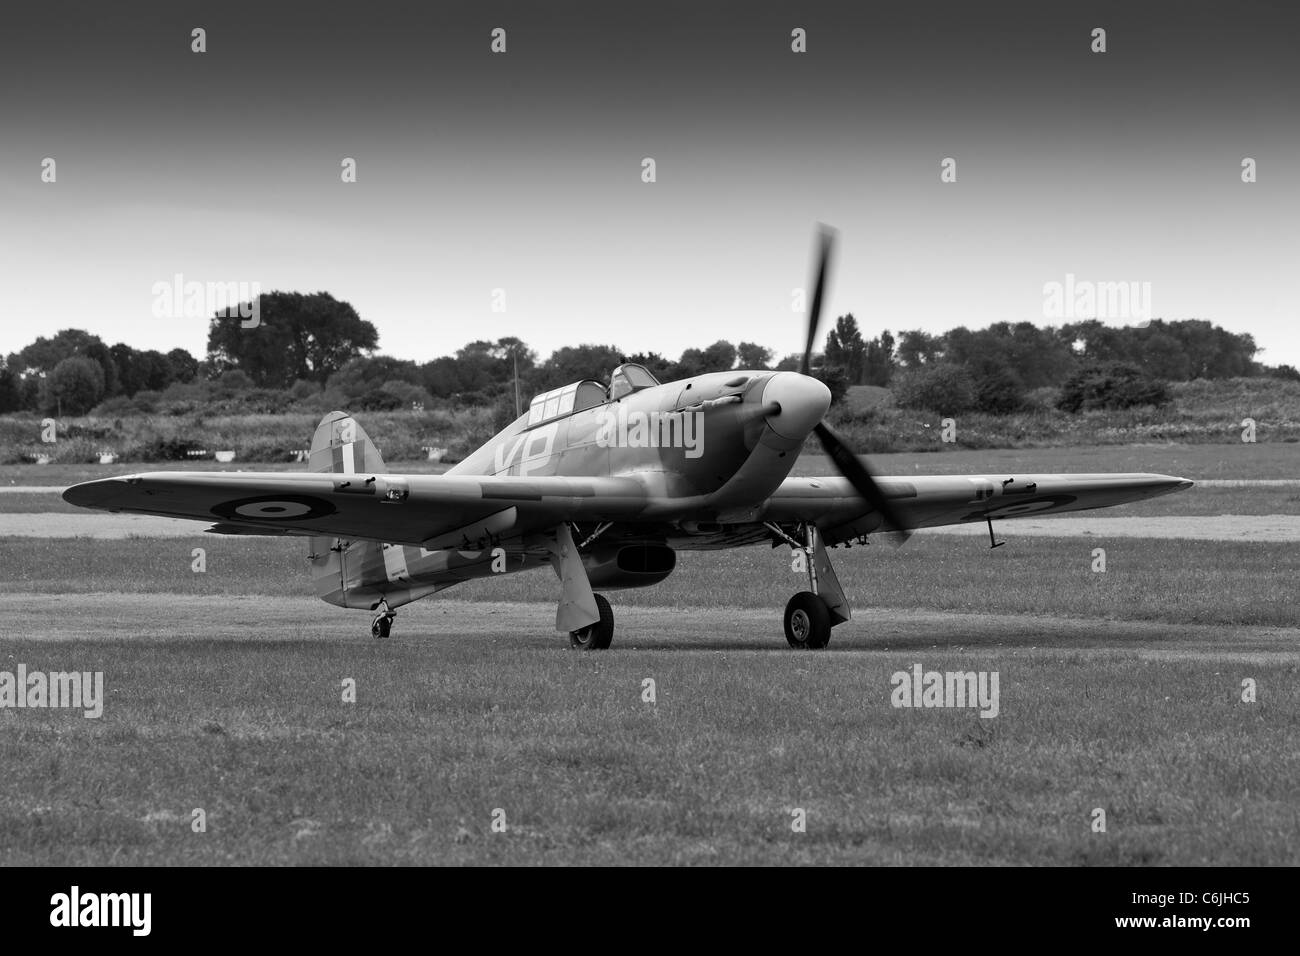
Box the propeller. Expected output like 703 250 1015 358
800 226 913 539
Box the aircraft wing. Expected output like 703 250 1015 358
62 471 654 548
764 473 1194 544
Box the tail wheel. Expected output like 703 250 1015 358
569 593 614 650
784 591 831 649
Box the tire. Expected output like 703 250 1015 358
570 593 614 650
784 591 831 649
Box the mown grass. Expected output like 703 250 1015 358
0 594 1296 865
2 428 1295 865
2 534 1296 629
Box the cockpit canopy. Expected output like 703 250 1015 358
526 364 661 427
526 380 607 427
607 363 660 401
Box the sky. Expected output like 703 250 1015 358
2 0 1297 370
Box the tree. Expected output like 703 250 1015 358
698 340 737 372
999 322 1074 388
0 361 21 413
46 356 106 415
538 344 625 390
675 348 706 378
1061 320 1128 365
863 330 895 386
13 329 119 397
824 315 866 383
736 342 773 370
12 329 103 374
327 356 423 401
111 344 142 395
491 337 536 372
206 291 378 387
421 356 463 399
973 365 1025 414
773 353 804 372
895 330 941 367
166 348 200 383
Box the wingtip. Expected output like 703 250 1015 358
62 476 132 509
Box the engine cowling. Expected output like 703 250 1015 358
583 544 676 589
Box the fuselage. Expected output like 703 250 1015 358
321 368 833 608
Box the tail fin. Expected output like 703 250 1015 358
308 411 386 475
307 411 387 609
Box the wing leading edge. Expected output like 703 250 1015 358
62 471 653 548
764 473 1194 544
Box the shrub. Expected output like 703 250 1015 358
356 389 404 411
380 380 433 410
892 363 977 414
131 435 208 461
289 379 319 401
973 366 1026 414
1057 363 1172 413
91 396 137 416
130 390 163 413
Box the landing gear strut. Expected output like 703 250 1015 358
371 600 395 639
569 593 614 650
771 522 852 649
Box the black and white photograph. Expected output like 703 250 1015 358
0 0 1295 927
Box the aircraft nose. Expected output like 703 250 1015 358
762 372 832 439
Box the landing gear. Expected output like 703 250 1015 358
767 522 852 650
784 591 831 649
371 601 395 639
569 593 614 650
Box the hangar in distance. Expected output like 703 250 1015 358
63 230 1193 649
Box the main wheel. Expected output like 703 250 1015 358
371 614 393 639
784 591 831 649
569 593 614 650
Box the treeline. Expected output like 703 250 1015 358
1 290 1294 420
815 314 1297 414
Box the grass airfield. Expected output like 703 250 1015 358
0 444 1297 865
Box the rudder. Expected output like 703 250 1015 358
307 411 386 608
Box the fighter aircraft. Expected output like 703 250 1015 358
63 230 1193 649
